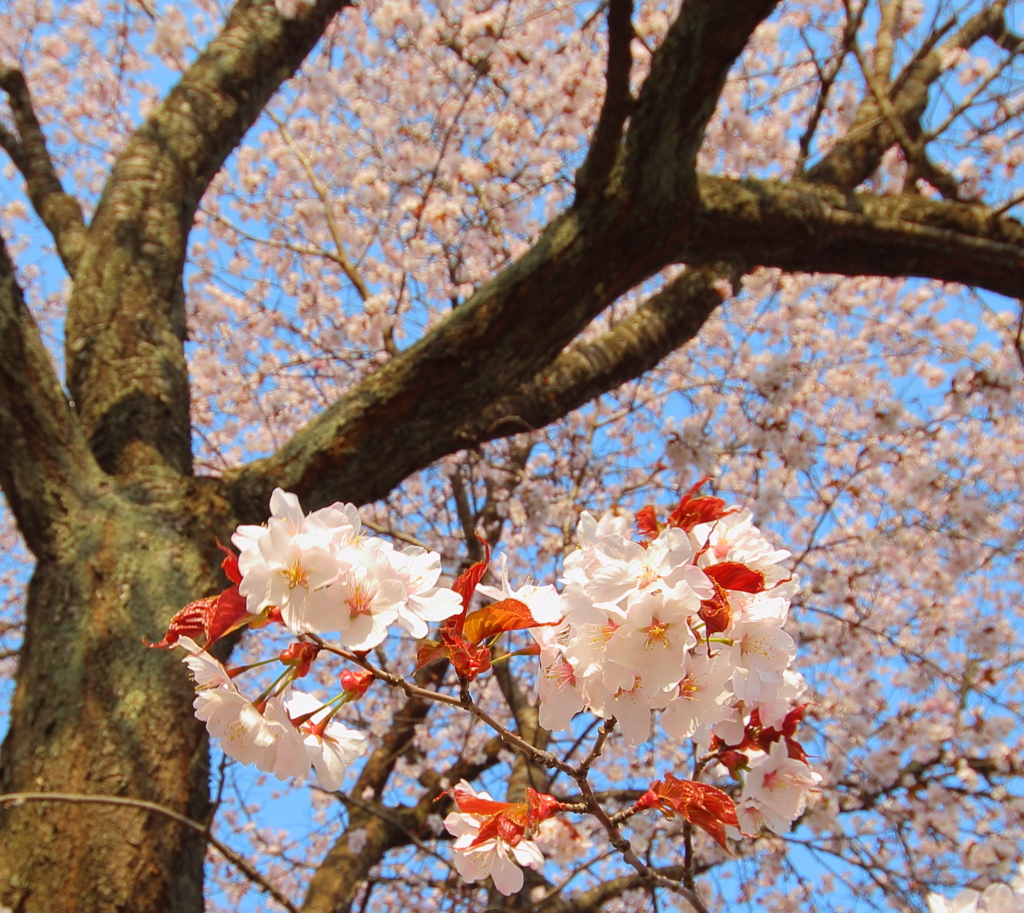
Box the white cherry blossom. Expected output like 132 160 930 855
737 740 822 836
443 782 545 896
285 691 368 791
660 648 735 740
387 545 462 638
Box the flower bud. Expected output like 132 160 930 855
340 669 374 697
279 642 320 677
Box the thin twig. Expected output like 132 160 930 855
0 791 299 913
310 637 577 775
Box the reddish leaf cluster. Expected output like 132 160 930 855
416 539 554 681
667 478 736 533
636 774 739 851
712 705 810 764
147 544 264 649
417 626 494 682
448 784 562 849
416 542 492 678
636 478 734 542
698 561 768 634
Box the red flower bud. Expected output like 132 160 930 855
280 642 320 677
718 750 750 778
340 669 374 696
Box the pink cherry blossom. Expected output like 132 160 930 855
387 546 462 638
737 740 822 836
285 691 368 791
443 782 545 896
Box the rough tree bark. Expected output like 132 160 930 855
0 0 1022 910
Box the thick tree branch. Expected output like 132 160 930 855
458 265 737 447
216 1 1024 533
575 0 635 199
623 0 779 201
221 165 1024 526
0 792 298 913
220 199 670 521
806 1 1010 190
689 176 1024 299
0 68 87 276
65 0 352 478
872 0 902 85
218 0 778 521
0 235 100 559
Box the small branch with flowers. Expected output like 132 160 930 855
149 480 822 901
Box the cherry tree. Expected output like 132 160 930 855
0 0 1023 911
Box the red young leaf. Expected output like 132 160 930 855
667 478 736 532
635 505 661 541
452 787 515 818
496 815 526 846
785 737 808 763
218 541 242 584
781 703 808 736
419 626 494 681
705 561 767 594
450 787 529 849
415 639 448 670
469 809 527 849
453 536 493 610
462 597 543 645
204 586 254 647
148 584 258 650
145 598 212 649
447 636 492 682
698 581 732 635
637 774 738 851
718 750 751 778
730 705 810 763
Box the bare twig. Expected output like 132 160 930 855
0 791 299 913
794 3 865 174
310 637 578 775
848 38 962 200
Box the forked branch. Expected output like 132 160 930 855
0 67 86 275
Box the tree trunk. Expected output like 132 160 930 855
0 488 223 913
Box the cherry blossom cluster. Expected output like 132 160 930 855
929 868 1024 913
533 485 818 835
176 635 368 791
152 484 819 894
234 488 464 648
149 488 465 786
